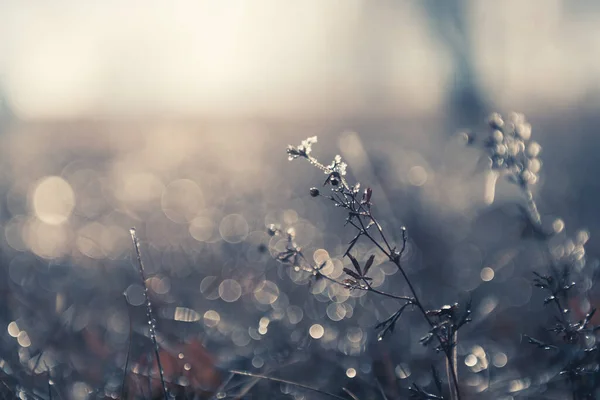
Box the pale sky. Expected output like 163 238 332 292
0 0 599 119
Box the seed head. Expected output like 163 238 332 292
488 112 504 130
267 225 278 236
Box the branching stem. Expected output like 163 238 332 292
284 142 465 399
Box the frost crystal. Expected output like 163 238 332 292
286 136 318 160
300 136 318 154
327 154 348 176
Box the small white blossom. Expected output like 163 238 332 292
287 136 318 160
482 112 542 189
327 154 348 176
492 130 504 143
488 112 504 129
527 142 541 158
300 136 317 155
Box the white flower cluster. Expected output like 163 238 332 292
485 112 542 188
286 136 318 161
286 136 349 186
327 154 347 176
550 225 590 271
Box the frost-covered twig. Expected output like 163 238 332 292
279 137 471 399
129 228 168 400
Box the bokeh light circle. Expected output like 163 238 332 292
219 214 249 243
161 179 204 223
219 279 242 302
309 324 324 339
203 310 221 328
189 216 216 242
124 284 145 306
253 280 280 305
32 176 75 225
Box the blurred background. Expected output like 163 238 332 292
1 1 600 399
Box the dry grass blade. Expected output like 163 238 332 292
342 387 360 400
120 296 133 400
375 377 389 400
129 228 168 400
229 370 351 400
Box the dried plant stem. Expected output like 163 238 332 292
323 198 461 398
375 376 389 400
209 373 235 400
347 214 461 399
229 370 350 400
342 387 360 400
298 253 412 302
0 378 13 399
521 189 583 399
285 140 466 399
47 371 52 400
446 331 459 400
232 375 262 400
524 188 542 228
120 296 133 400
129 228 168 400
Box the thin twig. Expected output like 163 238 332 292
348 211 460 396
46 366 52 400
342 387 360 400
233 375 261 400
120 296 133 400
209 373 235 400
130 228 168 400
229 370 350 400
375 376 389 400
0 378 13 399
523 188 542 228
320 272 412 301
446 331 459 400
351 210 461 399
287 143 464 399
296 251 413 302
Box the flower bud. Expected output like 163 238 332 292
267 225 278 236
527 142 542 158
488 112 504 130
492 130 504 143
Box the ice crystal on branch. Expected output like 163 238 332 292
286 136 317 160
327 154 347 177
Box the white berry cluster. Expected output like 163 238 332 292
484 112 542 188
